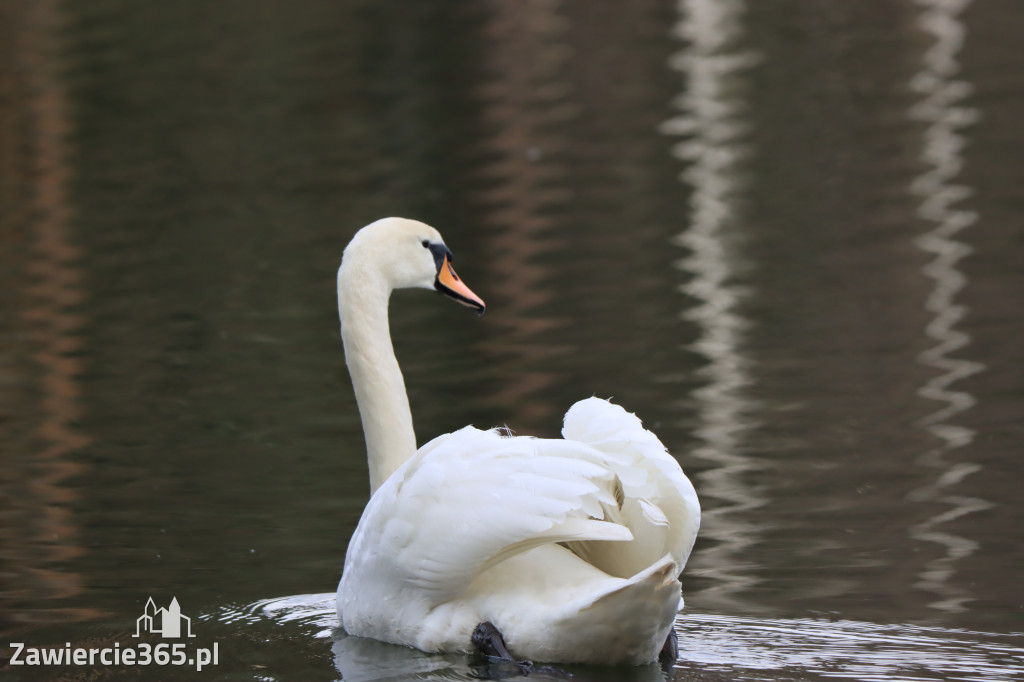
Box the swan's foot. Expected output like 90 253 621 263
470 621 571 679
659 626 678 663
472 621 517 661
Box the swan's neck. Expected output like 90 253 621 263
338 267 417 494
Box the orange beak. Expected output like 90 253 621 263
436 255 486 315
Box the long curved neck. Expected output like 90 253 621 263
337 264 417 494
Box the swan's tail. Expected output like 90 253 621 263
539 553 682 665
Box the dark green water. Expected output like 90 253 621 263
2 0 1023 680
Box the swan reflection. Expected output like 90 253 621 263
908 0 990 613
332 633 468 682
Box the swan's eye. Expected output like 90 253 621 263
422 240 431 248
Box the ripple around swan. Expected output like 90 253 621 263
210 595 1024 682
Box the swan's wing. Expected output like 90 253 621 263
356 426 634 603
561 397 701 576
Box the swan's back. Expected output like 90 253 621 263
338 397 700 663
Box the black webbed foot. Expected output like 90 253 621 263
659 626 678 663
472 621 517 661
470 621 572 679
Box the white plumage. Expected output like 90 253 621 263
335 218 700 665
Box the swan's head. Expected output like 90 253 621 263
341 217 486 314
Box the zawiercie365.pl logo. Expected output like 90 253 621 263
9 597 219 672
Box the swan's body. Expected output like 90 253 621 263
335 218 700 665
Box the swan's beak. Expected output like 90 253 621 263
435 254 486 315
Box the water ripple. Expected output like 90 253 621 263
677 613 1024 682
211 593 338 636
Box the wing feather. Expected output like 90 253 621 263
365 426 634 602
561 397 701 575
342 398 700 612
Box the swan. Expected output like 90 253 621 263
335 217 700 666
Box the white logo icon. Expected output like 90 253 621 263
133 597 196 638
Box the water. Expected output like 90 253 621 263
2 0 1023 680
211 595 1024 681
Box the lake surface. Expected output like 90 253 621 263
2 0 1023 680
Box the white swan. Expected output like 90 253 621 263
335 218 700 665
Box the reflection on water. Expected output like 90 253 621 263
213 594 1024 682
473 0 577 431
661 0 763 611
0 0 93 629
907 0 990 613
